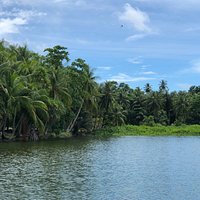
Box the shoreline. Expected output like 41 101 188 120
1 125 200 142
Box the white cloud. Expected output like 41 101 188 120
119 3 152 33
0 0 12 5
141 65 150 70
182 59 200 74
17 10 46 18
0 9 46 36
126 33 147 41
1 0 44 6
0 18 27 35
127 57 142 64
0 9 46 18
74 0 87 6
97 66 112 70
53 0 85 5
135 0 200 8
142 71 157 75
6 0 113 11
54 0 66 2
109 73 156 83
191 60 200 73
75 38 91 45
185 27 200 32
53 0 109 10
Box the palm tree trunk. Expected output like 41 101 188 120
12 108 17 135
67 100 84 132
1 115 7 140
21 117 29 141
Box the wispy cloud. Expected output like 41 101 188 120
53 0 113 10
126 33 147 41
0 0 49 6
0 9 46 18
177 83 192 90
184 27 200 32
75 38 92 45
109 73 156 83
135 0 200 10
190 59 200 73
97 66 112 71
53 0 86 6
0 9 46 36
127 57 142 64
0 0 95 9
141 71 157 75
182 59 200 74
141 65 150 70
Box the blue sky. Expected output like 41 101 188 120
1 0 200 91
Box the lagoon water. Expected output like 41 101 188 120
1 136 200 200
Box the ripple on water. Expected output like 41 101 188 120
1 137 200 200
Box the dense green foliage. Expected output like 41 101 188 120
0 41 200 140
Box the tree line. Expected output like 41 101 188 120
0 41 200 140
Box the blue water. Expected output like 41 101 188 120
1 136 200 200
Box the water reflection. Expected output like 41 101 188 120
1 137 200 200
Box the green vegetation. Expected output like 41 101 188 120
95 125 200 137
0 40 200 141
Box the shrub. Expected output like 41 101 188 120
142 116 155 126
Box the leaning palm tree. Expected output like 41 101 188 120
67 59 98 132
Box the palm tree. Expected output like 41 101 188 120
67 59 98 133
144 83 152 93
145 91 162 120
173 91 189 123
99 81 117 112
159 80 168 94
0 70 49 140
112 105 127 126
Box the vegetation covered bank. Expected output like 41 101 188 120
1 41 200 141
95 125 200 137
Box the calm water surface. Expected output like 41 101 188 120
1 136 200 200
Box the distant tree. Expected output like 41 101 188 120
189 86 200 94
159 80 168 94
44 45 69 69
144 83 152 93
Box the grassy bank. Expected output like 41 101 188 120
94 125 200 137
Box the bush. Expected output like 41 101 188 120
173 119 184 126
142 116 155 126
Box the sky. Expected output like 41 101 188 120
1 0 200 91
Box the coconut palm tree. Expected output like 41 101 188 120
145 91 162 120
67 59 98 133
159 80 168 94
173 91 189 123
0 70 49 140
144 83 152 94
